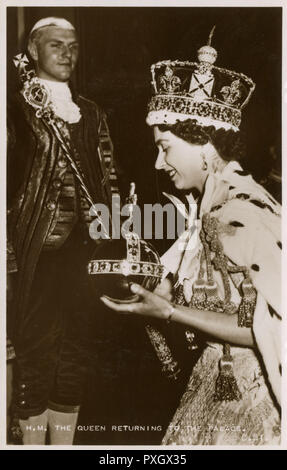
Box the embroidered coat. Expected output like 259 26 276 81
7 91 118 340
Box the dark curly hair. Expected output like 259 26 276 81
158 119 246 163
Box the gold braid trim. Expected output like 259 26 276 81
193 213 257 325
190 213 257 401
98 114 120 197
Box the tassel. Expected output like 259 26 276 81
238 277 257 327
204 281 224 311
214 344 242 401
174 283 186 306
145 324 181 380
190 279 206 309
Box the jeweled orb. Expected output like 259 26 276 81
87 238 164 303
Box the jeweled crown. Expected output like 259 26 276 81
146 27 255 131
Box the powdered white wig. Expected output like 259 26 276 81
29 17 75 35
28 17 76 56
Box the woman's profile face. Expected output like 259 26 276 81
153 126 206 192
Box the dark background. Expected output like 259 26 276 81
7 6 282 207
7 6 282 445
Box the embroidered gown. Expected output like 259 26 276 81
161 161 281 446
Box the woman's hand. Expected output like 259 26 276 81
100 283 174 320
101 282 254 347
153 278 173 302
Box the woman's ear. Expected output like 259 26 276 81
202 141 216 158
203 142 226 174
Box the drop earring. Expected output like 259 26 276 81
201 153 208 171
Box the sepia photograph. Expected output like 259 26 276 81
1 0 285 450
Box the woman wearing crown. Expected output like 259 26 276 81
102 33 281 445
